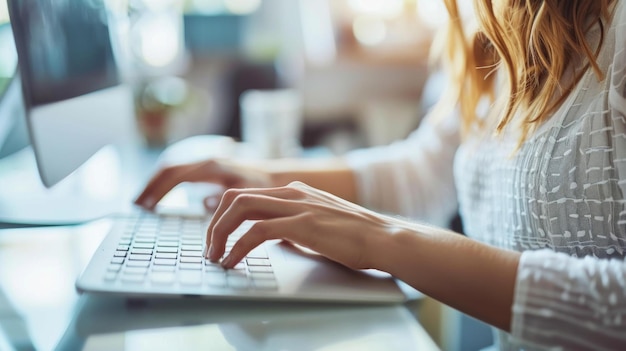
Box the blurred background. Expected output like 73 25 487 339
105 0 447 151
0 0 495 349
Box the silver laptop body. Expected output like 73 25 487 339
76 212 406 303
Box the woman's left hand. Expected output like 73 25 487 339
205 181 395 270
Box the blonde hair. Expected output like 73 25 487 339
437 0 615 140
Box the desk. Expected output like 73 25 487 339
0 137 437 350
0 220 438 351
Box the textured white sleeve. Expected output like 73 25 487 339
511 4 626 349
511 250 626 349
344 110 460 227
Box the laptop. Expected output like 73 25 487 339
7 0 407 304
76 210 406 303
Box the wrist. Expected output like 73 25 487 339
366 219 420 274
257 159 299 187
369 219 447 277
267 169 291 187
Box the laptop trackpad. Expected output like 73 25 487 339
267 241 405 303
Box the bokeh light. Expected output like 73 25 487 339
352 16 387 46
347 0 404 19
223 0 261 15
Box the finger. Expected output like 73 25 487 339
205 186 304 255
207 193 304 261
135 161 217 210
220 215 305 268
288 181 360 213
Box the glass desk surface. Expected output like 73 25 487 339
0 221 438 351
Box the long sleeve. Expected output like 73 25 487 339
509 3 626 349
344 110 461 227
511 250 626 349
447 1 626 348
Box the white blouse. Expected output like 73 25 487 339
346 1 626 349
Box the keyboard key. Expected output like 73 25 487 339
250 272 275 280
154 259 177 266
226 270 247 279
155 253 177 260
246 258 271 266
156 241 179 247
159 228 180 235
111 257 125 264
204 262 225 271
113 251 127 257
124 267 149 275
179 263 202 270
181 240 203 246
180 251 203 258
156 247 178 253
129 254 151 261
232 262 246 271
180 257 202 264
134 238 156 244
158 232 181 238
107 264 122 272
103 272 118 281
181 245 203 252
127 261 151 268
181 233 201 239
151 272 175 285
130 249 153 255
248 266 273 273
152 265 176 272
117 245 130 251
247 247 268 259
134 243 155 249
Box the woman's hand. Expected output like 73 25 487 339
134 159 274 212
204 180 522 333
205 181 396 271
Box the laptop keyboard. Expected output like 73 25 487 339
103 212 278 291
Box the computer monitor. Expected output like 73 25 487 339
0 20 25 159
7 0 134 187
0 75 25 158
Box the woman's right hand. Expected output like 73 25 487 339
134 159 274 212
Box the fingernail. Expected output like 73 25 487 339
221 255 232 268
144 196 155 209
203 245 208 258
208 245 215 259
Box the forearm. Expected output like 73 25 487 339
263 158 359 204
375 222 521 331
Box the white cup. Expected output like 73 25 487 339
240 89 303 159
